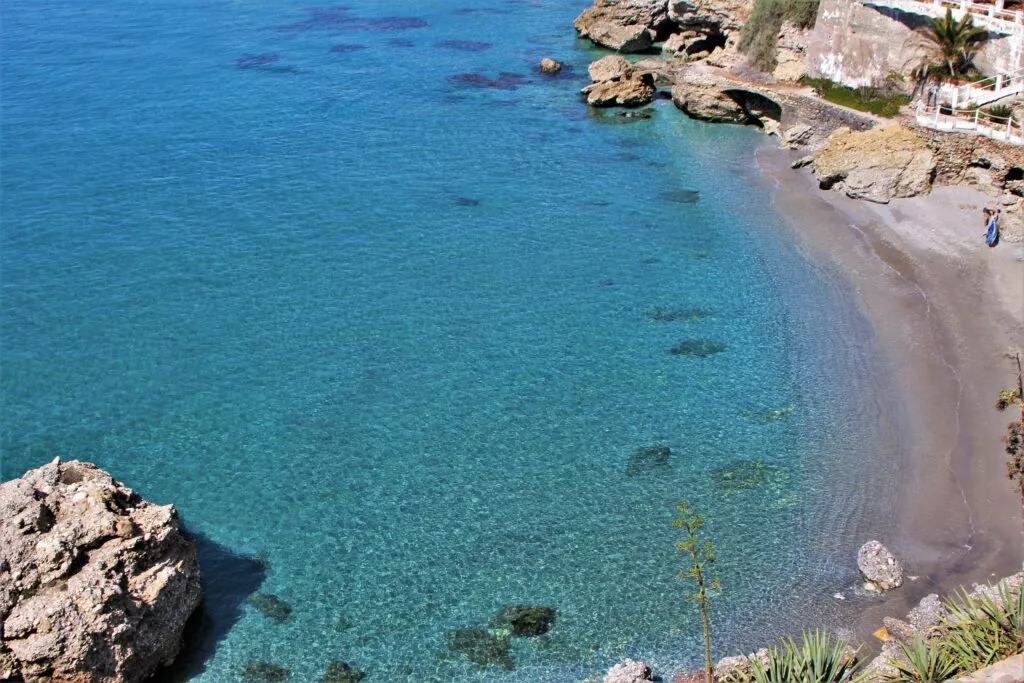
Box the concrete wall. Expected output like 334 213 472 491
804 0 1021 88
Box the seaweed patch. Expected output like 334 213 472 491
646 306 709 323
330 43 368 53
236 53 282 69
448 73 526 91
662 189 700 204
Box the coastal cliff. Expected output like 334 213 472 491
0 459 202 682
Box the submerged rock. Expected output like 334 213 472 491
0 458 202 683
248 592 293 623
646 306 708 323
445 627 514 669
625 446 671 476
712 460 789 492
604 658 654 683
669 339 726 357
857 540 904 591
491 604 557 636
242 661 291 681
322 660 365 682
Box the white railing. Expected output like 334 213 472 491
865 0 1024 34
939 66 1024 107
915 101 1024 144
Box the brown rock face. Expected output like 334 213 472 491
670 84 748 123
573 0 667 52
584 73 657 106
0 459 202 683
812 125 936 203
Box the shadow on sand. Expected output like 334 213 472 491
152 531 267 682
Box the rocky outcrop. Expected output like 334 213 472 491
773 22 809 82
856 539 905 591
0 459 202 682
812 125 935 203
574 0 668 52
539 58 563 75
583 56 656 106
672 83 748 122
604 658 654 683
714 649 770 680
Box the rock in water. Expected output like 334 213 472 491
604 658 653 683
0 458 202 682
490 605 556 636
539 58 563 75
573 0 666 52
857 540 904 591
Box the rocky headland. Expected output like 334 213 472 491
0 459 202 682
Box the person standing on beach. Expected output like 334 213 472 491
984 207 1000 247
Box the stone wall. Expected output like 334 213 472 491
804 0 1022 88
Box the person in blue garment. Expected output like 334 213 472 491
984 207 1000 247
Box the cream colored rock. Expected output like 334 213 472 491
589 55 633 82
539 57 563 74
671 84 748 123
0 459 202 683
574 0 665 52
584 73 656 107
604 658 653 683
812 125 936 203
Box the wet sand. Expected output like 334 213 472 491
756 144 1024 641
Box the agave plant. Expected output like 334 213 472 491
750 630 860 683
885 637 960 682
943 583 1024 670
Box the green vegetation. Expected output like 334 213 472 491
884 583 1024 681
985 104 1014 120
749 630 860 682
445 627 514 670
913 8 988 82
799 76 910 117
490 605 557 637
739 0 819 71
997 354 1024 512
674 500 719 682
322 661 365 683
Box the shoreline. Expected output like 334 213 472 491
755 143 1024 642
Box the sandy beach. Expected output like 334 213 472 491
757 144 1024 639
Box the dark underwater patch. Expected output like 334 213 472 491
330 43 367 53
669 339 725 357
712 460 791 493
248 593 292 623
662 189 700 204
454 197 480 206
453 7 512 15
436 40 493 52
448 72 527 91
646 306 709 323
368 16 428 30
388 38 416 48
625 446 671 476
236 53 282 69
445 627 514 670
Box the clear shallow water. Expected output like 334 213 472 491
1 0 898 680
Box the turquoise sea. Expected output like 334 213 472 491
1 0 903 680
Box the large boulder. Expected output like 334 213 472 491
604 658 654 683
0 459 202 682
671 84 748 123
584 56 656 107
584 74 656 106
589 54 633 82
811 125 936 203
574 0 667 52
857 539 904 591
539 58 563 75
669 0 747 31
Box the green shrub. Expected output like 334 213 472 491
885 637 960 682
740 0 820 71
750 630 860 682
985 104 1014 120
799 76 911 117
943 584 1024 670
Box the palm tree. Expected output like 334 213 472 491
916 8 989 80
